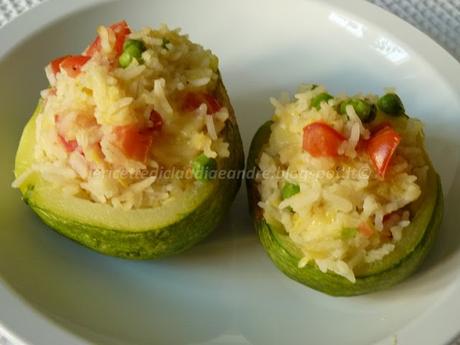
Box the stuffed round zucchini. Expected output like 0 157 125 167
13 21 244 259
247 85 443 296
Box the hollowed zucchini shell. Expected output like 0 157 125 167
14 75 244 259
247 121 443 296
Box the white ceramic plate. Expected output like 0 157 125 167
1 0 460 344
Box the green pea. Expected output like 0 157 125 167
311 92 333 110
377 93 405 116
118 51 133 68
123 39 145 52
339 101 348 115
119 44 144 68
341 227 358 240
281 182 300 200
339 98 375 122
192 154 217 181
125 44 143 59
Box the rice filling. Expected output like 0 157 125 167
13 23 230 210
256 85 426 282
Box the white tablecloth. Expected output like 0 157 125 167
0 0 459 344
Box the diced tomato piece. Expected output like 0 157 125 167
383 211 402 229
115 125 154 162
359 222 374 238
59 55 91 77
85 20 131 57
182 93 202 112
383 211 399 223
50 55 71 75
355 138 368 152
367 125 401 178
111 20 131 56
55 114 78 152
85 37 101 57
57 135 78 153
149 110 164 131
370 121 392 134
182 92 221 114
302 122 346 157
203 94 221 114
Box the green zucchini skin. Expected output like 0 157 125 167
246 121 443 296
14 76 244 259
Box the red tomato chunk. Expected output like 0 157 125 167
182 92 221 114
85 20 131 57
149 110 163 131
303 122 345 157
367 125 401 178
115 125 154 162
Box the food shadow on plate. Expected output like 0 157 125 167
0 202 236 345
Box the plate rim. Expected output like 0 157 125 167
1 0 460 344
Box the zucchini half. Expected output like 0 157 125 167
14 76 244 259
247 121 443 296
